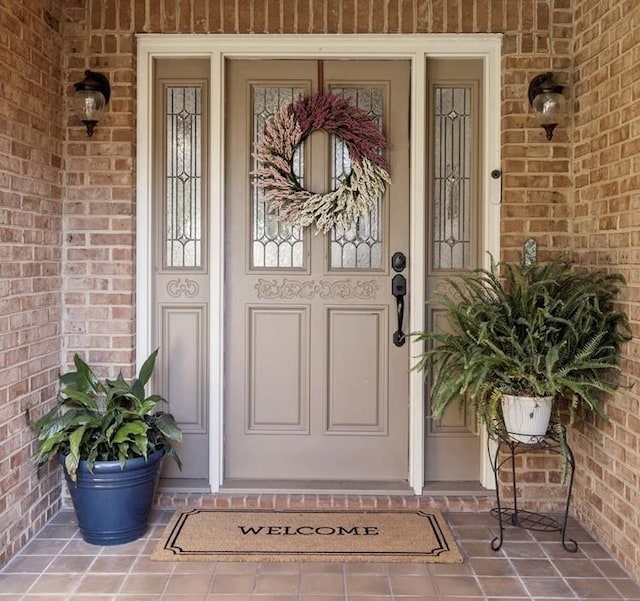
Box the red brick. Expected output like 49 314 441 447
0 0 64 567
296 0 311 33
267 0 282 32
238 0 252 32
399 0 414 32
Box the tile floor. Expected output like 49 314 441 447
2 508 640 600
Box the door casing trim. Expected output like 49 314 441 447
136 34 502 494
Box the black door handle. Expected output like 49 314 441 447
392 273 407 347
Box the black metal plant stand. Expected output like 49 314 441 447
488 426 578 553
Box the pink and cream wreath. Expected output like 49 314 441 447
253 92 391 234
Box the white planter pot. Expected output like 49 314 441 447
501 394 553 444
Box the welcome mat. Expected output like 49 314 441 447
151 508 463 563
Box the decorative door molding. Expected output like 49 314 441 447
255 278 378 300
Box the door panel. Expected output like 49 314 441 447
247 306 310 432
225 60 410 482
327 307 387 433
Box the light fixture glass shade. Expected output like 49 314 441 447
73 70 111 137
532 91 566 126
74 90 106 134
528 72 566 140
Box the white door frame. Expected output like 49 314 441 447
136 34 502 494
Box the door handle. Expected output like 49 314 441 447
392 273 407 347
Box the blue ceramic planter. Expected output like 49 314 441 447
59 448 165 545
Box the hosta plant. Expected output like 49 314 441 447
33 349 182 482
413 257 631 435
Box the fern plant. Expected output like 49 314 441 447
33 349 182 482
413 257 631 433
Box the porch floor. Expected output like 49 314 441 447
2 504 639 600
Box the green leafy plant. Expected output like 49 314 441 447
413 257 631 433
33 349 182 482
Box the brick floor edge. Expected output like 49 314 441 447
154 493 502 512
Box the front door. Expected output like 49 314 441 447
224 60 410 482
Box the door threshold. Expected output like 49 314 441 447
159 477 211 493
421 481 487 496
157 478 488 496
220 479 414 495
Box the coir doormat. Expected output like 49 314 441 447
151 508 463 563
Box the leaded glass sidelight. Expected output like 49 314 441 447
432 86 472 270
165 85 203 269
252 86 305 269
329 87 384 270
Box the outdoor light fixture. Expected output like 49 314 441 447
528 72 566 140
73 70 111 137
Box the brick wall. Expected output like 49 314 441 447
62 1 137 375
8 0 625 571
500 1 573 262
0 2 64 566
570 0 640 580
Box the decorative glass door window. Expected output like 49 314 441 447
165 85 204 269
251 86 305 270
329 86 385 271
432 86 472 271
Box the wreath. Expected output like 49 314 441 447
253 92 390 234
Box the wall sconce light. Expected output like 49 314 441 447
73 70 111 137
528 72 566 140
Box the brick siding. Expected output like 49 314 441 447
570 0 640 580
0 1 64 566
2 0 639 582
